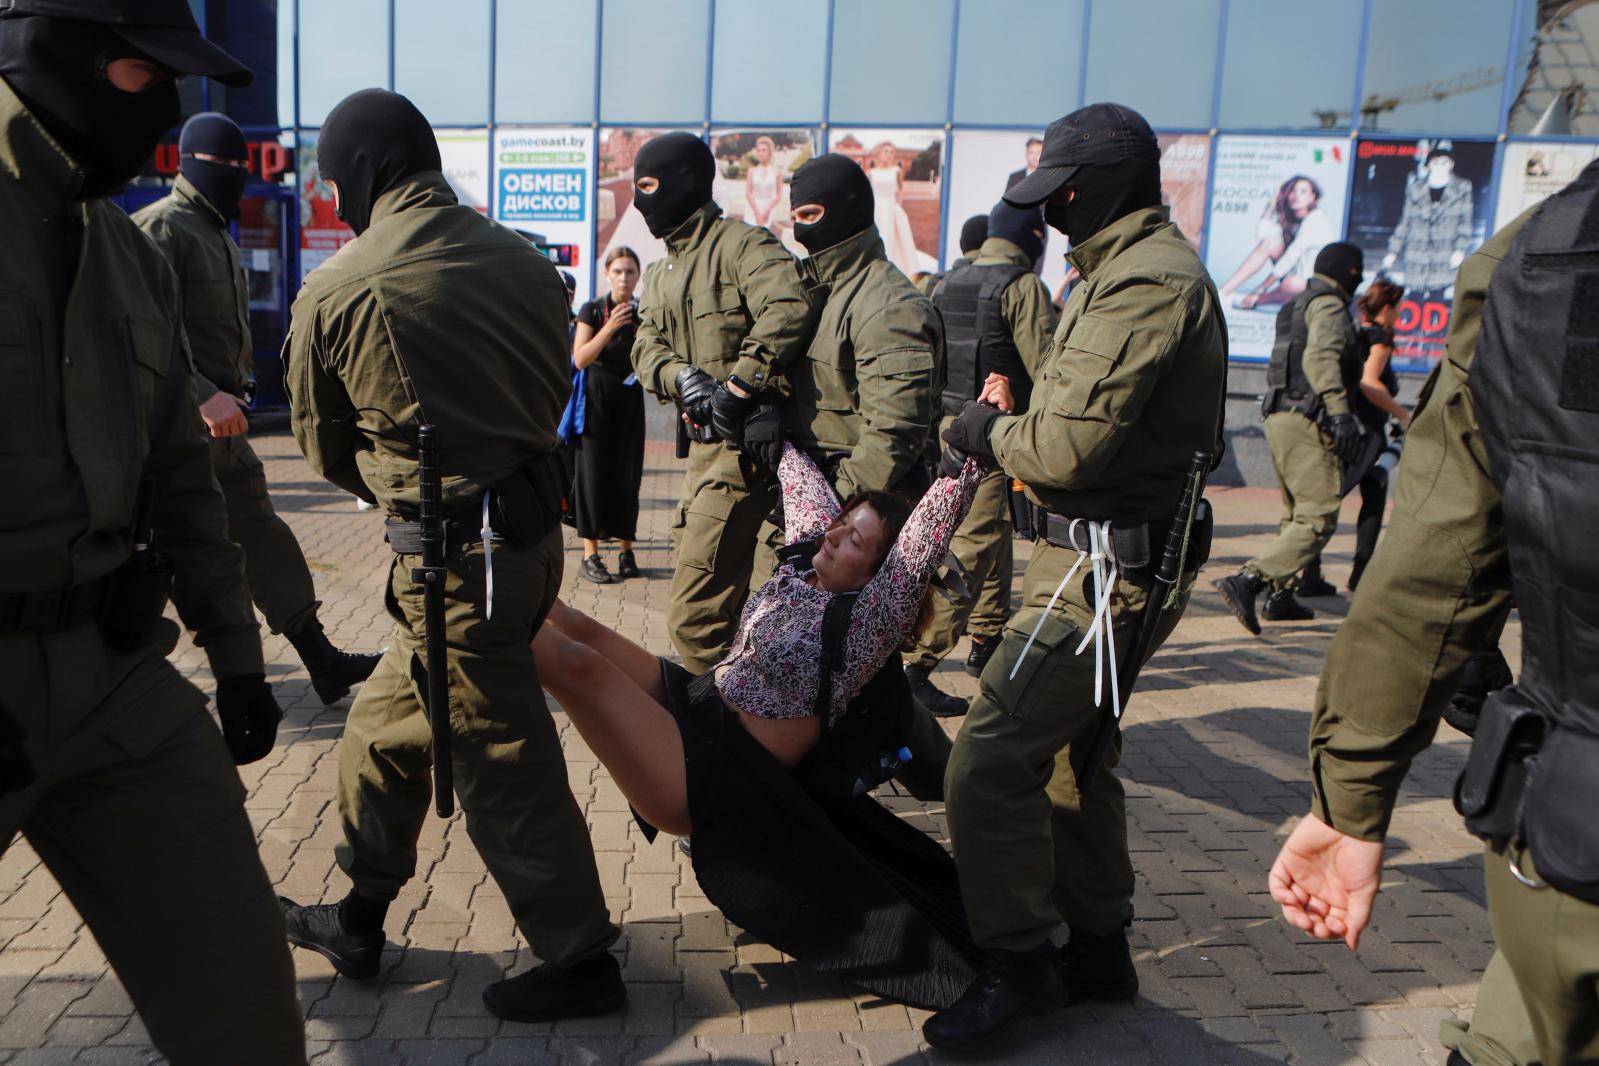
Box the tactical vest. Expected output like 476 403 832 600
1465 163 1599 901
934 261 1032 416
1265 275 1343 417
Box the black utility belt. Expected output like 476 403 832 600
0 576 112 635
384 517 480 556
1025 506 1214 584
1262 388 1321 420
385 451 569 556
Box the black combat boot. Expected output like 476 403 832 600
286 617 382 705
965 635 999 677
279 895 385 980
1055 924 1139 1005
1261 585 1316 622
1296 558 1338 598
905 664 968 718
922 945 1065 1050
1213 569 1266 635
482 950 627 1023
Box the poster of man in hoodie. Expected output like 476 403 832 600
1346 136 1495 367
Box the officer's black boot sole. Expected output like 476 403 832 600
279 897 383 980
1213 575 1263 635
310 651 383 706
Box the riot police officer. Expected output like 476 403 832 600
1215 242 1366 633
134 111 380 704
0 2 303 1062
276 89 621 1023
927 103 1228 1048
1269 178 1599 1066
629 132 817 674
906 198 1057 717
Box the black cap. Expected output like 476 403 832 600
1 0 253 86
1004 103 1159 208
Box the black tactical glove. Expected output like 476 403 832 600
674 366 718 438
0 701 36 796
709 377 757 444
1324 412 1364 465
938 444 968 480
215 674 282 765
741 397 784 471
940 401 1002 468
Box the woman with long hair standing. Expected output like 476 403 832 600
571 246 646 583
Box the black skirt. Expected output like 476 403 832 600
572 367 645 541
643 659 979 1010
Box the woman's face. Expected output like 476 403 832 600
756 141 773 164
812 505 887 593
875 144 897 167
607 257 640 298
1288 179 1318 216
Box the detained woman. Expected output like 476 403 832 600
571 247 645 584
534 442 984 1008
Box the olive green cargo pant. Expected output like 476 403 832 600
1440 949 1542 1066
0 622 305 1066
1471 845 1599 1065
208 434 318 636
668 441 777 675
907 465 1014 670
946 540 1191 948
1247 411 1342 584
336 530 618 966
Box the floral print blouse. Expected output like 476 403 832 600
714 443 982 722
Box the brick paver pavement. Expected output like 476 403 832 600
0 426 1520 1066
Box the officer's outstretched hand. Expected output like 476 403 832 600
741 398 784 472
1325 413 1364 465
1268 813 1382 951
216 674 283 765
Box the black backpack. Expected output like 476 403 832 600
792 582 953 808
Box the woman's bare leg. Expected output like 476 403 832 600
544 599 666 701
534 623 691 836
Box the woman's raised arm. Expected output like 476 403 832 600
778 441 842 545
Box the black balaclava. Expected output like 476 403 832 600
788 153 874 255
317 88 441 236
987 201 1045 266
632 132 714 239
0 15 181 198
179 111 249 219
958 214 989 255
1313 242 1364 297
1046 156 1162 248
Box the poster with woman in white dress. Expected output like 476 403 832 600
827 128 944 279
709 129 818 257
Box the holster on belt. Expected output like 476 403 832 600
101 475 174 653
1009 482 1037 541
490 450 569 549
1454 687 1545 848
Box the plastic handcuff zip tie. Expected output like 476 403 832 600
1007 519 1122 720
481 493 499 621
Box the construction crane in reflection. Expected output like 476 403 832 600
1313 66 1506 129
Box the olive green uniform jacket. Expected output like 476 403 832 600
135 176 320 636
782 225 941 499
0 77 300 1065
283 171 617 965
1300 274 1356 418
629 202 816 673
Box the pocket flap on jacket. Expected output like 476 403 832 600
1065 314 1132 362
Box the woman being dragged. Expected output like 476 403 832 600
533 442 984 1009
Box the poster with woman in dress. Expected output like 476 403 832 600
827 128 944 279
709 129 818 256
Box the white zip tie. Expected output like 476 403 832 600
1008 519 1088 682
1074 521 1120 714
481 492 495 621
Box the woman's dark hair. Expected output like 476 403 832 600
1358 277 1405 322
605 245 641 270
830 489 937 640
1271 174 1321 251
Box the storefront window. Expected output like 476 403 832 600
496 0 598 124
298 0 389 127
829 0 955 125
395 0 489 126
212 0 293 128
1360 0 1515 134
1217 0 1363 130
1082 0 1222 129
712 0 827 124
1508 0 1599 136
953 0 1083 126
600 0 710 124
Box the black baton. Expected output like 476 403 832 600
412 424 455 817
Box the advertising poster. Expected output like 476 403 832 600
596 128 698 293
1347 137 1496 367
944 130 1209 303
1205 135 1353 358
710 129 818 257
492 127 595 305
1493 140 1599 231
436 128 491 215
828 128 944 281
296 130 354 282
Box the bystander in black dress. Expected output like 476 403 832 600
572 295 644 556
